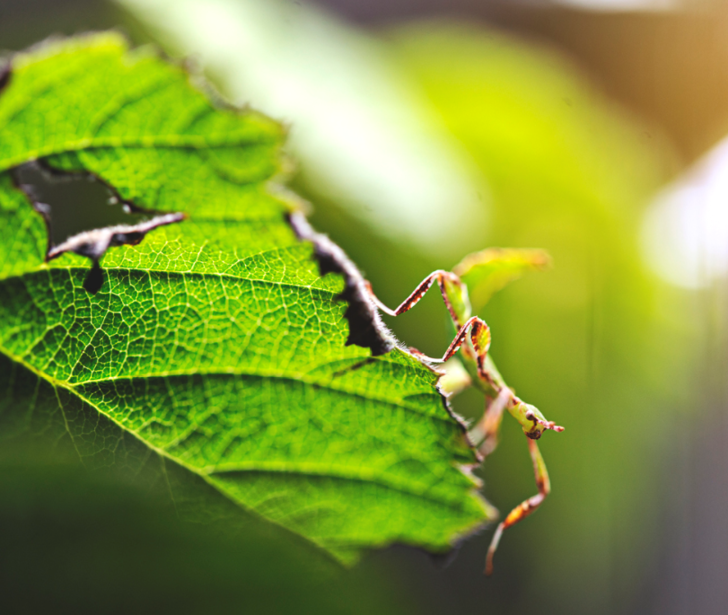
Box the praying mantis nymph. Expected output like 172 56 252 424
366 248 563 575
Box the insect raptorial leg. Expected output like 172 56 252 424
468 386 511 457
367 273 491 375
365 270 450 317
405 316 491 377
438 316 491 379
485 437 551 576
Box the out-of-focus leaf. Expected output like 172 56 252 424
453 248 551 312
0 33 490 565
0 464 408 615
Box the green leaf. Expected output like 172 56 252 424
0 33 490 563
453 248 551 313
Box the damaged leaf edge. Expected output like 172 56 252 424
43 212 186 262
288 212 490 486
10 161 186 293
1 32 495 557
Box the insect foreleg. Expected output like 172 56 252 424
366 270 468 325
405 315 491 381
367 271 491 375
485 438 551 576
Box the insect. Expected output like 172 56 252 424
367 248 563 575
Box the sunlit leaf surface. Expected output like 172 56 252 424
0 33 489 563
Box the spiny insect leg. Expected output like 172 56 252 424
485 438 551 576
367 272 491 374
408 316 491 379
366 270 461 321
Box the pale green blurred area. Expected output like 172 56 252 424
0 0 713 613
117 0 490 260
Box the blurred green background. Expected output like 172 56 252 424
2 0 727 613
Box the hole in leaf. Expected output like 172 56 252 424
12 161 184 293
288 211 395 356
15 161 147 245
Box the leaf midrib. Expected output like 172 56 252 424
1 335 449 422
0 262 334 291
